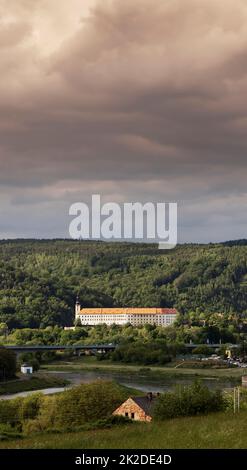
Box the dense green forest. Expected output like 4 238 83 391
1 239 247 329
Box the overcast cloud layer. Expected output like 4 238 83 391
1 0 247 242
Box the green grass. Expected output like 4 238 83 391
0 373 69 395
1 411 247 449
42 356 244 381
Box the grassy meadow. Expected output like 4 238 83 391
0 411 247 449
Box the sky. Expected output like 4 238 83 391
1 0 247 242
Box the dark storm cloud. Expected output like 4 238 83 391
1 0 247 240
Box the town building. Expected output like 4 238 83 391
75 299 178 327
113 393 159 422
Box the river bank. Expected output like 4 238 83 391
0 364 240 400
0 357 243 400
0 373 69 396
41 356 245 381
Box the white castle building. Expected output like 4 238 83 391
75 299 178 327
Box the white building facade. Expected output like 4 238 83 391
75 304 178 327
21 364 33 374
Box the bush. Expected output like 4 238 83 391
0 398 22 427
0 423 22 441
19 393 43 421
22 382 129 434
22 418 44 435
154 380 225 419
111 342 171 365
23 414 132 435
53 380 126 429
22 394 59 434
61 415 132 432
22 380 128 433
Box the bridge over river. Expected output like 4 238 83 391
5 344 116 353
4 343 238 353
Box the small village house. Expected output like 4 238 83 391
113 393 159 422
20 363 33 375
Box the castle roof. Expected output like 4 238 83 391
79 307 177 315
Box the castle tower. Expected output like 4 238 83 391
75 296 81 319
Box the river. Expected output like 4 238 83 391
0 369 237 400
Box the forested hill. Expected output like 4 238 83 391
1 239 247 328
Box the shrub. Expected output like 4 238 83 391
24 414 132 435
154 380 225 419
53 380 126 429
19 393 43 421
22 394 59 434
22 380 127 433
62 415 132 432
22 418 44 435
111 342 171 365
0 423 22 441
0 398 22 427
22 384 130 434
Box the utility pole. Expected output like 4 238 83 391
233 387 240 413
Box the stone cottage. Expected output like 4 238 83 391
113 392 159 422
